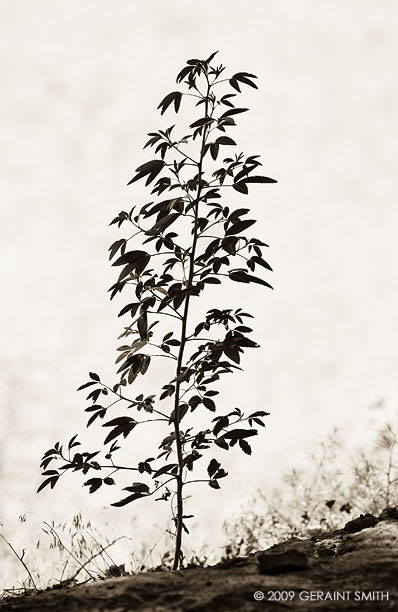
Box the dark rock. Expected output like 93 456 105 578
213 556 249 569
379 506 398 521
344 513 378 533
257 549 309 574
316 545 335 558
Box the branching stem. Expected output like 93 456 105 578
171 76 211 571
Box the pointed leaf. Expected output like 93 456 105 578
146 213 179 236
207 458 221 478
232 182 249 195
157 91 182 115
153 463 178 478
239 439 252 455
112 250 150 267
209 479 220 489
84 478 103 494
77 381 97 391
243 175 277 184
226 219 256 235
111 492 148 507
215 136 236 146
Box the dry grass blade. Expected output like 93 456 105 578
0 532 38 591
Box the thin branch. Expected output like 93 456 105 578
167 141 198 166
146 309 181 321
150 353 178 360
184 479 211 485
99 382 168 419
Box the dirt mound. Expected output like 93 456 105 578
1 508 397 611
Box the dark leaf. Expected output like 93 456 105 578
210 143 219 160
203 398 216 412
124 482 150 494
183 451 202 471
239 439 252 455
203 277 221 285
231 72 258 89
229 78 241 93
229 270 273 289
214 438 229 450
108 239 126 261
128 160 165 186
176 65 192 84
136 159 164 174
146 213 179 236
113 250 150 268
140 355 151 375
208 479 220 489
250 410 270 419
118 302 140 318
157 91 183 115
213 416 229 437
223 346 240 364
220 93 237 107
37 477 58 493
251 256 273 272
103 420 136 445
189 395 202 410
207 458 221 478
77 381 97 391
84 478 102 494
226 219 256 235
111 492 148 507
68 435 80 450
205 50 219 64
137 313 148 340
87 409 106 427
219 108 249 118
232 182 249 195
190 117 214 129
215 136 236 146
103 416 136 427
223 428 258 440
169 403 189 424
159 432 176 448
243 175 277 184
228 270 250 284
234 325 253 333
153 463 179 478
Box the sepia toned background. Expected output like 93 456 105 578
1 0 397 574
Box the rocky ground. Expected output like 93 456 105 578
1 508 397 611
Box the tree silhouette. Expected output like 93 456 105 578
38 51 276 570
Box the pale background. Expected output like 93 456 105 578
1 0 397 575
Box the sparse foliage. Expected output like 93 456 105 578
38 51 276 570
0 512 133 595
223 419 398 557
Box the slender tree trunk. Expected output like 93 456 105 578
172 85 210 571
